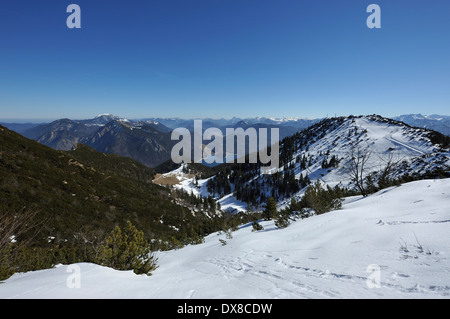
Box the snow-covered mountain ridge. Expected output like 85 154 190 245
288 115 449 185
162 114 450 213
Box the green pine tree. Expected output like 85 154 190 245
252 220 264 232
274 208 291 228
98 220 158 275
303 180 343 215
263 197 277 220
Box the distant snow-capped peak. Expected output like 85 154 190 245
95 113 117 118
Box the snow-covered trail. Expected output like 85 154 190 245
1 179 450 299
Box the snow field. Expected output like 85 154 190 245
1 178 449 299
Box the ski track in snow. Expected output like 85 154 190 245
384 136 425 155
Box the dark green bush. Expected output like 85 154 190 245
291 181 343 215
98 221 158 275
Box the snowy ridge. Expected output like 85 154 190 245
293 116 446 184
165 115 450 212
1 178 449 298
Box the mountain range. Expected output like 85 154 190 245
14 115 175 168
393 114 450 136
3 113 448 170
1 114 318 168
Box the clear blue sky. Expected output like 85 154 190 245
0 0 449 121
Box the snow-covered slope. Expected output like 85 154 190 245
156 165 248 214
1 178 449 299
291 115 448 186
